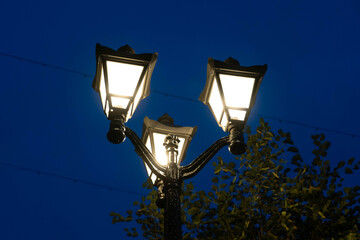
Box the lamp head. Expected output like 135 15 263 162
92 43 158 122
199 57 267 132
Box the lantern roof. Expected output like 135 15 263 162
92 43 158 98
141 114 197 140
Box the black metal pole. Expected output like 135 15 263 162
163 135 182 240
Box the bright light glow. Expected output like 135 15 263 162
153 133 169 166
106 60 144 97
111 97 129 109
132 71 147 115
220 113 228 130
99 67 106 109
153 133 185 166
146 136 152 154
228 109 247 120
105 101 109 117
144 137 157 183
220 74 255 108
208 78 224 123
125 105 132 122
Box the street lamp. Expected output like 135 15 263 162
141 114 197 184
92 44 267 240
92 43 158 144
199 57 267 155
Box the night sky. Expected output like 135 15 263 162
1 1 359 239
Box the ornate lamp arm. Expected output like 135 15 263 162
181 136 230 179
125 126 167 179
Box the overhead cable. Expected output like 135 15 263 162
0 161 145 196
1 52 359 139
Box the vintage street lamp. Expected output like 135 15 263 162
92 44 267 240
92 44 158 144
141 114 197 184
199 57 267 155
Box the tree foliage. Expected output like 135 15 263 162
111 119 360 239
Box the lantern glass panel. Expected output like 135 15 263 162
208 78 224 123
106 60 144 97
111 97 130 109
105 101 110 117
219 74 255 108
153 133 168 166
228 109 247 121
100 67 106 109
220 114 228 130
145 137 157 183
146 136 152 154
153 132 185 166
132 71 147 115
146 165 157 183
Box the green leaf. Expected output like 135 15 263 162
311 134 319 140
188 207 199 216
187 183 194 190
272 172 279 179
336 161 345 169
227 161 236 170
214 165 222 175
287 147 298 153
212 177 219 183
348 158 355 165
320 133 325 141
220 183 227 189
281 223 289 231
232 175 237 184
317 211 326 219
190 194 197 201
221 175 230 180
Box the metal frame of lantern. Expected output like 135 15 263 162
199 57 267 155
141 115 197 182
200 58 267 131
92 44 158 143
92 44 158 121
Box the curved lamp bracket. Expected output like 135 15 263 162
125 127 167 180
181 136 230 179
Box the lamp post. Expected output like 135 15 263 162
92 44 267 240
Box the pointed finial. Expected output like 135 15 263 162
117 44 135 54
224 57 240 66
157 113 174 125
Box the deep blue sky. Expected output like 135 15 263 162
1 1 359 239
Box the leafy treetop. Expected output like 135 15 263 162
111 119 360 240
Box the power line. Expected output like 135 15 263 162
0 161 146 196
149 90 360 138
254 113 359 138
0 52 91 78
1 51 359 139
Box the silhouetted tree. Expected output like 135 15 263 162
111 119 360 239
